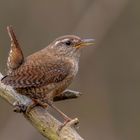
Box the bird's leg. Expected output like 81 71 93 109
47 100 71 122
43 99 79 130
25 100 39 114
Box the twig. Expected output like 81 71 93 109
53 90 82 102
0 73 84 140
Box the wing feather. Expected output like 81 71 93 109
1 60 71 88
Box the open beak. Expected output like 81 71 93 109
75 38 95 49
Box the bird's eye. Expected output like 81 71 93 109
65 40 72 46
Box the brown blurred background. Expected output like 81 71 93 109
0 0 140 140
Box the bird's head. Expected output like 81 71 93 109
48 35 95 58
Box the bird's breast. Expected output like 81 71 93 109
69 59 79 77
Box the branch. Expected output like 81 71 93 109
53 90 82 102
0 73 84 140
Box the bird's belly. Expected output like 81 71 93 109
46 75 74 99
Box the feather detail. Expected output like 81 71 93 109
1 60 71 88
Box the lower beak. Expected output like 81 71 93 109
76 39 95 48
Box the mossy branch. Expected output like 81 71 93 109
0 73 84 140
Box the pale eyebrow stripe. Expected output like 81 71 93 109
55 39 69 45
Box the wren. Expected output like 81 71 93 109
1 26 95 124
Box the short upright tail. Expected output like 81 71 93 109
7 26 24 73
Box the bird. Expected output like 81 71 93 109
1 26 95 125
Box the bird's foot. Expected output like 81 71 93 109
58 118 79 131
13 100 38 114
13 101 27 113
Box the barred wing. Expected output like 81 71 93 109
1 61 71 88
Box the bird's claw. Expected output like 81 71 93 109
13 101 27 113
58 118 79 131
13 101 37 114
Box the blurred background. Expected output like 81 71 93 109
0 0 140 140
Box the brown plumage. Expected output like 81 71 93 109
1 26 95 123
7 26 24 73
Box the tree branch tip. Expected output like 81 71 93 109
76 92 83 97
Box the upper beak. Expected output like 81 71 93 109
75 38 95 48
